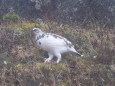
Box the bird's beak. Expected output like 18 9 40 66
33 29 37 32
32 29 36 32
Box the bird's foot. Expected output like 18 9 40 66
81 55 84 57
56 59 61 64
56 61 59 64
44 58 51 63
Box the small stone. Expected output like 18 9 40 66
93 56 97 59
14 79 20 85
5 79 10 83
110 64 115 72
4 61 7 65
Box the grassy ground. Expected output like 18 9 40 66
0 20 115 86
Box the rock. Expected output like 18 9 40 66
110 64 115 72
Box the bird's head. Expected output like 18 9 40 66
33 28 43 35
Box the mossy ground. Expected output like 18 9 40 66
0 20 115 86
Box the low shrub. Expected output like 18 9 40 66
3 13 20 23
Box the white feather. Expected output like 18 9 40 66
33 28 83 63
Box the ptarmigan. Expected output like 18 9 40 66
33 28 83 63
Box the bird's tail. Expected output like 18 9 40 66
73 51 84 57
69 47 84 57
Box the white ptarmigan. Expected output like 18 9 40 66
33 28 83 63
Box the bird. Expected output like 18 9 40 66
33 28 83 63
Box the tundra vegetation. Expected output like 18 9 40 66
0 0 115 86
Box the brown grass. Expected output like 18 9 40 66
0 21 115 86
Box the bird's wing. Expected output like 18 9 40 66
43 33 74 48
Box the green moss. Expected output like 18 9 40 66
7 21 50 29
7 22 40 29
13 64 26 72
57 82 70 86
36 62 68 71
3 13 20 22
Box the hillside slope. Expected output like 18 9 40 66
0 21 115 86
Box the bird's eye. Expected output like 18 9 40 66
33 29 37 32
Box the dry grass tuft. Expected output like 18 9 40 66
0 21 115 86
